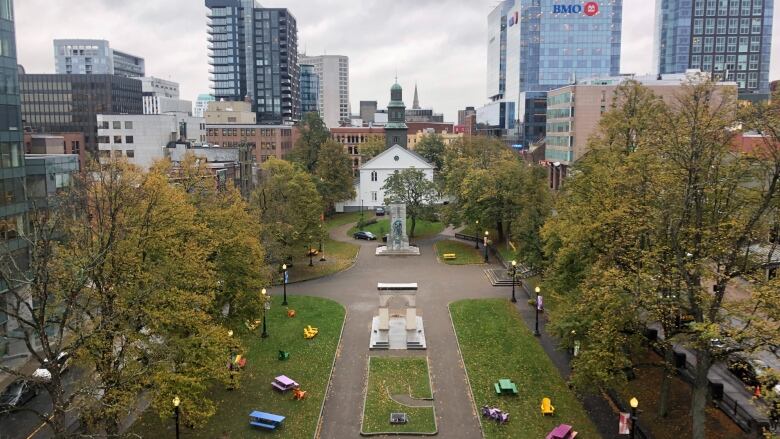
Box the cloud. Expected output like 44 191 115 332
13 0 780 122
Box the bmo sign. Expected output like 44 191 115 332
553 1 600 16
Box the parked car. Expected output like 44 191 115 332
50 351 72 374
375 207 386 216
0 379 39 411
353 231 377 241
727 355 778 390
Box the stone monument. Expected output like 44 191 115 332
369 283 426 350
376 203 420 256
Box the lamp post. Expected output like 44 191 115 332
474 220 480 249
320 225 327 261
629 397 639 439
483 231 489 263
261 288 269 338
511 260 518 303
534 286 541 336
308 242 314 267
227 330 235 390
282 264 288 306
172 396 181 439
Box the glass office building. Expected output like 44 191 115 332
500 0 623 147
299 63 319 116
205 0 300 124
0 0 27 357
654 0 774 101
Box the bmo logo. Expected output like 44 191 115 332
552 2 600 16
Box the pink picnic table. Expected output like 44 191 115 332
546 424 578 439
271 375 299 392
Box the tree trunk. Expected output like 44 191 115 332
496 220 505 243
691 348 711 439
658 345 674 418
410 216 417 238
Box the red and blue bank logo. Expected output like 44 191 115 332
552 1 600 16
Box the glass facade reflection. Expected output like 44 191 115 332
655 0 773 100
299 64 319 116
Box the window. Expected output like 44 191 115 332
749 36 760 51
740 18 750 34
0 0 13 20
112 121 121 129
736 72 746 88
714 55 725 70
726 54 737 70
738 54 747 70
692 37 702 53
717 18 727 33
371 191 377 202
100 121 109 129
702 55 713 71
125 150 135 158
705 18 715 34
706 0 716 15
125 136 134 144
747 72 758 88
741 0 751 15
729 18 738 34
729 0 740 14
704 37 714 52
691 55 702 69
715 37 725 52
695 0 705 15
749 54 759 69
371 171 378 182
727 36 737 51
113 135 122 144
739 36 749 52
753 0 762 14
125 121 133 129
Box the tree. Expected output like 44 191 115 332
253 158 323 264
510 164 553 269
543 80 780 438
0 159 237 434
415 133 446 170
359 135 387 161
315 139 356 216
289 112 330 172
381 168 437 238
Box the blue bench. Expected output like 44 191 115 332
249 411 285 430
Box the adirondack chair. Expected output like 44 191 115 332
303 325 319 339
287 309 296 318
541 397 555 416
278 350 290 361
292 388 307 400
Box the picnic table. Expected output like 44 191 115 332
494 378 518 395
272 375 299 392
249 411 285 430
546 423 578 439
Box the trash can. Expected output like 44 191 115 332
710 381 724 400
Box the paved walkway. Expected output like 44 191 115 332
272 223 504 438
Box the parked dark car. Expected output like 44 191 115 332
0 379 38 411
375 207 386 216
353 231 377 241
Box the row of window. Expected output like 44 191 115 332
693 17 763 35
98 149 135 158
99 120 134 130
692 35 761 53
694 0 764 16
206 128 285 137
691 53 760 71
97 135 134 144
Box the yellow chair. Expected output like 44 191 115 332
541 397 555 416
303 325 319 339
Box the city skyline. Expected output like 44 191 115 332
14 0 780 123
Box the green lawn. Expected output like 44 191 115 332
450 299 599 439
348 218 445 240
130 296 345 439
287 237 358 283
434 240 484 265
325 211 376 230
361 357 437 435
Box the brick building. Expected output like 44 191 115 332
331 126 385 173
205 125 296 164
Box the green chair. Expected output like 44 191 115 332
278 350 290 361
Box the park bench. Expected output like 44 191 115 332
443 253 457 260
271 375 299 392
303 325 319 339
494 378 518 395
249 411 285 430
390 413 408 424
541 397 555 416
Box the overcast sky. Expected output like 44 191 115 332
14 0 780 122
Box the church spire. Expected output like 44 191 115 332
413 83 420 109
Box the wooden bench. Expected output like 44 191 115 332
443 253 457 260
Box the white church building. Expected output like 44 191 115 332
335 144 435 213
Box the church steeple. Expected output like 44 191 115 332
386 80 408 149
413 83 420 110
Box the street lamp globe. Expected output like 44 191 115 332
282 264 287 271
261 288 267 297
227 330 233 338
630 397 639 408
173 396 180 407
511 260 517 267
484 231 489 237
535 286 541 294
